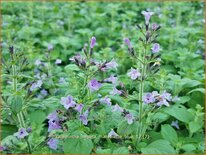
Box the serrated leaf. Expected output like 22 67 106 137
10 95 23 113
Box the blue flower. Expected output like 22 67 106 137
60 95 76 110
90 36 96 48
143 93 155 104
87 79 102 91
14 128 29 139
79 110 89 125
125 113 134 125
108 129 119 138
99 96 112 106
47 138 58 150
142 11 154 25
151 43 160 53
127 68 141 80
74 104 84 113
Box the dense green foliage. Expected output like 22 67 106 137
1 1 205 154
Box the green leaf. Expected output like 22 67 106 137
29 110 46 124
164 106 193 123
189 121 202 134
1 135 19 148
152 112 169 123
141 139 176 154
175 96 190 104
117 120 138 136
1 124 18 139
161 124 178 145
96 148 112 154
10 95 23 113
98 83 113 95
63 131 93 154
64 64 80 72
181 144 196 152
65 120 81 132
182 78 201 88
187 88 205 95
113 147 129 154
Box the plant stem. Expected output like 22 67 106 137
12 59 32 153
25 138 32 154
137 45 147 142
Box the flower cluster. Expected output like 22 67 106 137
142 90 173 107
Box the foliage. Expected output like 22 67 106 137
1 1 205 154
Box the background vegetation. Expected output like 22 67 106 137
1 1 205 154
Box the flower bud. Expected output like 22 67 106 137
90 36 96 49
89 48 93 56
152 23 158 31
26 127 32 133
9 46 14 54
146 31 151 41
124 38 132 49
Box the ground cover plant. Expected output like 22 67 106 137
1 1 205 154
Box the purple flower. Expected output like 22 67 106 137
87 79 102 91
79 110 89 125
40 89 48 97
59 77 66 84
74 104 84 113
35 59 42 66
47 138 59 150
14 128 29 139
104 75 118 85
48 44 53 51
156 91 171 107
152 23 158 30
124 38 132 48
143 93 155 104
161 91 172 101
99 96 112 106
105 59 118 70
30 80 43 91
69 54 85 67
152 91 159 97
60 95 76 109
127 68 141 80
0 145 6 151
171 120 180 129
26 127 32 133
110 87 122 95
47 111 58 121
156 99 169 107
112 104 123 113
90 36 96 48
48 120 61 132
142 11 154 25
125 113 134 125
55 59 62 65
108 129 119 138
151 43 160 53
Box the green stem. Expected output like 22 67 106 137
25 138 32 154
12 60 32 153
137 45 147 143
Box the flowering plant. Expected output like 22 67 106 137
1 6 205 154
